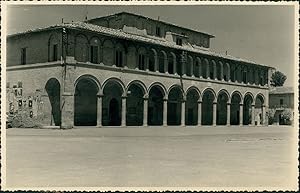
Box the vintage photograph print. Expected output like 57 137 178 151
1 1 298 191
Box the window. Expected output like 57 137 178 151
260 76 264 85
176 38 182 46
115 50 123 67
280 99 283 105
21 48 26 65
90 46 98 64
53 44 58 61
138 54 145 70
242 71 247 83
156 26 161 37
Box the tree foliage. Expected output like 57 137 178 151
270 71 287 87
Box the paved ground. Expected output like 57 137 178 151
4 125 298 190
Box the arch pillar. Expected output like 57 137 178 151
220 62 224 81
206 63 210 79
61 92 74 129
262 105 266 125
190 62 194 77
213 101 217 126
154 53 158 72
143 96 148 126
239 103 243 126
164 58 168 74
145 55 149 71
97 93 103 127
199 61 202 78
163 98 168 126
181 98 186 126
227 63 230 82
251 104 255 126
213 61 217 80
173 57 177 75
197 100 202 125
227 103 231 126
121 95 127 126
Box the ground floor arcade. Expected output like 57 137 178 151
45 75 267 128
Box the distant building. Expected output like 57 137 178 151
269 87 294 125
6 12 273 128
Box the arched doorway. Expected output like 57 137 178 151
202 89 215 125
167 86 183 125
255 94 264 125
230 92 242 125
102 80 124 126
74 78 98 126
126 83 144 126
217 91 229 125
243 94 253 125
186 88 199 125
45 78 61 126
148 85 164 125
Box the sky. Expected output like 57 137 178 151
5 3 297 87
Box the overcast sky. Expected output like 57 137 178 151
6 4 297 87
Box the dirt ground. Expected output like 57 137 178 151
4 125 298 190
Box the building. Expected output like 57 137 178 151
6 12 272 128
269 86 294 125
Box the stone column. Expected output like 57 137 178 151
164 58 168 74
262 105 266 125
181 99 186 126
213 102 217 126
163 98 168 126
143 97 148 126
191 62 194 77
220 62 224 81
227 103 231 126
121 96 126 126
198 100 202 125
112 46 116 67
97 94 103 127
154 54 158 72
173 59 177 75
206 63 210 79
251 104 255 126
199 62 202 78
182 62 186 76
239 103 243 126
227 63 231 81
145 55 149 71
213 61 217 80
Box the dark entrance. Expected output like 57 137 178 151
109 98 120 126
74 78 98 126
102 80 123 126
148 86 164 125
45 78 61 126
167 86 183 125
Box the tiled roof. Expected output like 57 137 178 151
8 22 269 67
87 11 215 38
269 86 294 94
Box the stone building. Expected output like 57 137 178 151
269 87 294 125
6 12 272 128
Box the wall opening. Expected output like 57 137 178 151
74 78 98 126
45 78 61 126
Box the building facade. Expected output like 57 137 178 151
269 87 294 125
6 12 272 128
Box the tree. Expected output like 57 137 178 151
270 71 287 87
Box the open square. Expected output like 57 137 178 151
6 125 297 189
